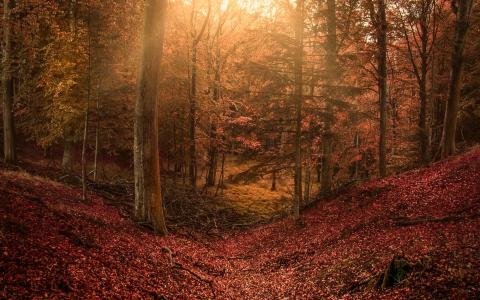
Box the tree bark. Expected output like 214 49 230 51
293 0 304 221
134 0 168 235
81 106 89 201
321 0 337 192
378 0 388 177
215 152 225 196
304 128 312 203
368 0 388 177
2 0 16 164
188 0 210 188
206 40 221 187
81 8 92 202
441 0 474 158
93 93 100 181
418 3 430 164
401 0 434 165
62 136 74 173
354 130 360 179
62 0 77 173
189 44 197 187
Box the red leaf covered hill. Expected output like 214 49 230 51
1 148 479 299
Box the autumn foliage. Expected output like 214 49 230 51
1 0 480 298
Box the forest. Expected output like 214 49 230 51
0 0 479 298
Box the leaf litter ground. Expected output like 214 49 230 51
1 147 479 299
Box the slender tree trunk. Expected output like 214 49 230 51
304 128 312 203
134 0 168 235
81 8 92 202
206 121 218 186
419 57 428 164
188 0 210 188
417 1 433 165
93 92 100 181
173 118 178 171
62 136 74 173
180 110 186 184
354 130 360 179
62 0 77 173
429 26 436 159
441 0 474 158
376 0 388 177
429 0 438 158
207 47 221 187
272 131 283 191
81 107 90 201
293 0 304 221
2 0 16 164
189 44 198 188
321 0 337 192
215 152 225 196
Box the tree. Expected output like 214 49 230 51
321 0 338 192
188 0 211 188
398 0 436 165
441 0 474 158
134 0 168 234
2 0 17 164
62 0 79 173
293 0 304 221
367 0 388 177
81 4 92 201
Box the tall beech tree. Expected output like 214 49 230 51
366 0 388 177
2 0 16 164
293 0 304 221
441 0 474 158
321 0 338 192
61 0 78 173
134 0 168 234
398 0 436 165
188 0 211 188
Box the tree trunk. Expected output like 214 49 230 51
405 0 435 165
173 118 178 172
441 0 474 158
189 45 197 188
93 93 100 181
188 0 210 188
321 0 337 192
62 136 74 173
81 8 92 202
81 106 90 201
378 0 388 177
206 121 218 186
206 42 221 187
215 152 225 196
354 130 360 179
374 0 388 177
134 0 168 235
2 0 16 164
293 0 304 221
418 1 432 165
304 128 312 203
419 58 428 164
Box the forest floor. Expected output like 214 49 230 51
1 147 479 299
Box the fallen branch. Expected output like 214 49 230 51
173 262 216 297
393 214 475 227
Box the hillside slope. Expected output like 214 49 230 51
1 148 479 299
